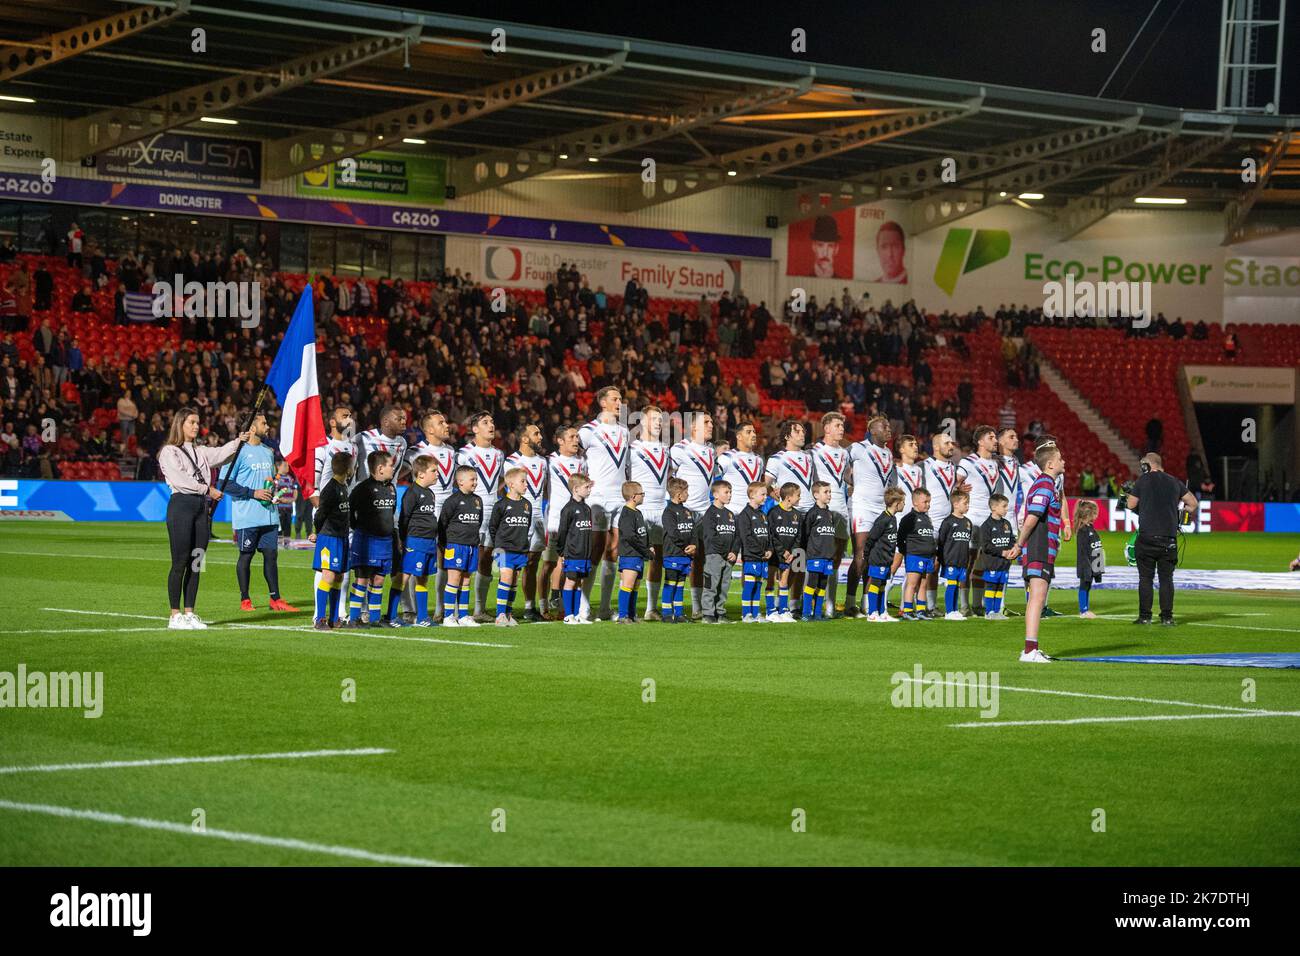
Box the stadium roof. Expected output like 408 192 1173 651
2 0 1297 236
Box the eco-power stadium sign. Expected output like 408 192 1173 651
930 225 1299 298
1184 366 1297 405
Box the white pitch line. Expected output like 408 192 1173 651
0 799 460 867
3 548 238 566
0 747 393 775
37 608 513 649
900 676 1261 713
950 710 1300 729
1093 613 1300 635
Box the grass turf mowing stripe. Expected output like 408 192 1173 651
0 800 461 867
950 711 1300 729
0 748 394 775
899 677 1264 713
39 608 515 648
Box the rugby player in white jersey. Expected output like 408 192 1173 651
350 405 409 487
629 405 671 620
505 421 548 621
765 418 816 618
312 406 355 508
402 409 457 619
846 415 894 616
718 420 766 518
955 425 1002 614
670 409 718 620
578 387 630 621
811 412 852 618
458 411 505 622
540 424 586 619
923 430 961 612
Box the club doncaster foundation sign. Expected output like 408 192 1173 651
483 240 745 300
100 132 262 189
1184 366 1296 405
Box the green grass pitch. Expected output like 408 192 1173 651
1 523 1298 866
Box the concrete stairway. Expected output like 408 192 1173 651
1039 357 1141 473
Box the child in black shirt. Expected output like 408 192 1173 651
978 493 1015 619
1074 499 1103 618
556 473 595 624
937 490 974 620
897 488 937 620
735 480 774 622
615 481 650 624
310 451 352 629
660 477 697 622
799 481 838 621
438 465 484 626
864 486 905 622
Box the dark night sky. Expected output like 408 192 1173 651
385 0 1298 113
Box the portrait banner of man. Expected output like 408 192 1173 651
786 209 855 279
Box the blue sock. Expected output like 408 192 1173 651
1079 587 1090 613
386 584 401 621
415 584 429 621
661 575 675 617
443 585 459 620
802 586 816 618
673 582 685 619
368 585 384 620
328 584 341 623
946 583 958 614
458 585 471 619
497 580 512 616
778 585 789 613
815 582 825 619
618 584 632 618
564 588 578 618
984 592 995 614
315 582 330 620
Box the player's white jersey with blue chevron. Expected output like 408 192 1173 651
717 448 766 515
629 439 671 521
350 429 408 489
545 452 586 532
765 448 817 513
849 439 894 531
670 440 718 514
407 440 458 517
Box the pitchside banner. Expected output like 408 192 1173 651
5 480 1298 530
481 240 748 300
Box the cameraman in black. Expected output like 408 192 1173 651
1125 453 1198 626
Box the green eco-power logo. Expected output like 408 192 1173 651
933 228 1011 295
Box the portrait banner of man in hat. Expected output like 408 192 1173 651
786 209 855 279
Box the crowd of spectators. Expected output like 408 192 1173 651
1 243 1280 498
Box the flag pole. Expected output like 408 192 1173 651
209 384 272 522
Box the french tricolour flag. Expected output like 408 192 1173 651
266 285 327 498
